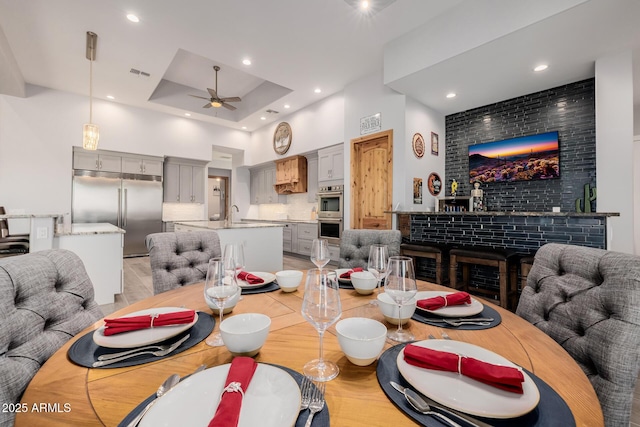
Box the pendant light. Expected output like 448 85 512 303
82 31 99 150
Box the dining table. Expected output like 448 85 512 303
14 274 604 427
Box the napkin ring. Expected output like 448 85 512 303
149 313 160 328
220 382 245 400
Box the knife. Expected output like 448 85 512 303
390 381 494 427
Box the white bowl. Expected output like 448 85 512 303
275 270 303 292
220 313 271 357
350 271 378 295
205 288 241 315
377 292 417 325
336 317 387 366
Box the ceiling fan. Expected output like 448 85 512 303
189 65 241 111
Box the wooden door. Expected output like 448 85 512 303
351 130 393 229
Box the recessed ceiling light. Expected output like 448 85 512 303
361 1 369 9
446 93 456 99
260 116 266 120
534 64 548 72
106 95 115 100
284 104 290 109
242 126 247 130
242 58 252 66
184 113 191 117
126 14 139 23
314 88 322 94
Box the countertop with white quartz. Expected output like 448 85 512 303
56 223 125 236
174 220 285 230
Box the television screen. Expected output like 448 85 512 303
469 131 559 183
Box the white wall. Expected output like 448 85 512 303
595 51 635 254
343 69 407 229
404 97 446 211
0 85 250 216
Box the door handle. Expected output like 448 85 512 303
123 188 128 227
117 188 122 227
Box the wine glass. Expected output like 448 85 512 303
385 256 417 342
310 238 330 269
203 258 239 347
301 269 342 381
224 242 245 299
367 244 389 306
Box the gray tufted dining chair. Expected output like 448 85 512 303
146 231 222 295
338 229 401 269
516 243 640 427
0 249 102 427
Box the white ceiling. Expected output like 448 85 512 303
0 0 638 132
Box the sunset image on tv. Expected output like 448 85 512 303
469 131 560 183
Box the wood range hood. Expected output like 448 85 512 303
274 155 307 194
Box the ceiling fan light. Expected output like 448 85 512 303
83 123 100 150
211 100 222 108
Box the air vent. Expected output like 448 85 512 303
265 109 279 114
130 68 151 77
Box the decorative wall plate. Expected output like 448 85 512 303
412 133 425 158
273 122 292 155
427 172 442 196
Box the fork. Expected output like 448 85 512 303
304 381 325 427
299 376 312 411
98 335 188 361
92 334 190 367
443 320 491 327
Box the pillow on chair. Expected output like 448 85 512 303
0 249 102 427
516 243 640 427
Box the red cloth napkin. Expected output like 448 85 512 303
103 310 196 336
237 271 264 284
403 344 525 394
417 291 471 311
208 357 258 427
340 267 363 279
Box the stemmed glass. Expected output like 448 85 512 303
385 256 417 342
203 258 239 347
224 242 245 299
367 244 389 306
310 238 330 269
301 269 342 381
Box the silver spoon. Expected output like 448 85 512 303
127 373 180 427
404 388 463 427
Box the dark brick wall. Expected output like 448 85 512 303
445 78 596 213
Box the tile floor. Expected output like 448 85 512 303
99 255 640 426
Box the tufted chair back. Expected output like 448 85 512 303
516 243 640 427
339 229 401 269
146 231 222 295
0 249 102 427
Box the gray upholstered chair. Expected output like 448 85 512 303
516 243 640 427
146 231 222 295
339 229 401 269
0 249 102 427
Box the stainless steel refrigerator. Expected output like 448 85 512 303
72 170 163 256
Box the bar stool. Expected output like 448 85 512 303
519 255 536 291
400 243 444 285
449 247 518 310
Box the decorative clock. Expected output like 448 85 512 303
273 122 292 155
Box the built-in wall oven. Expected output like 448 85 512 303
317 185 344 244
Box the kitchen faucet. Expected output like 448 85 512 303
226 204 239 225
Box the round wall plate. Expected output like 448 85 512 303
412 133 425 158
273 122 292 155
427 172 442 196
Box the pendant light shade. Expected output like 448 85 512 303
83 31 99 150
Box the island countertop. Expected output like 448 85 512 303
174 220 285 230
56 223 126 236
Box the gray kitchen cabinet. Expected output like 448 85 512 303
318 145 344 182
122 155 163 176
73 148 121 173
163 157 207 203
282 223 297 253
306 155 319 203
296 223 318 256
328 244 340 263
250 166 285 204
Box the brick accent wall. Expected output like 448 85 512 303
445 78 596 213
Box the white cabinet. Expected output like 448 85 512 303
73 149 121 172
250 166 286 204
163 157 207 203
122 156 163 176
307 156 319 203
318 145 344 182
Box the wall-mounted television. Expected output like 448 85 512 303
469 131 560 183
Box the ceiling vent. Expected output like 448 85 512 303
130 68 150 77
266 109 279 114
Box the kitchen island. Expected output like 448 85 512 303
174 221 284 271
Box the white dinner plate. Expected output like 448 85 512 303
238 271 276 289
414 291 484 317
397 340 540 418
140 363 301 427
93 307 197 349
335 268 356 283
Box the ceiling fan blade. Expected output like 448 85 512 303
203 103 213 108
221 102 237 111
189 94 210 100
220 96 241 103
207 88 218 99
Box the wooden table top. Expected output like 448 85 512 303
16 279 604 427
